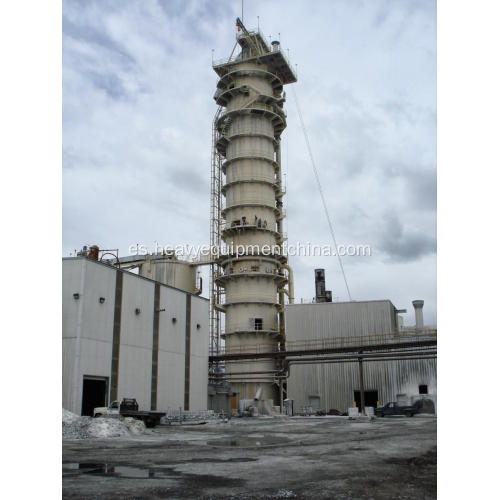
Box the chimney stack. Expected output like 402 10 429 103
314 269 325 302
412 300 424 329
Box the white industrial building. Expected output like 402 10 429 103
62 256 209 416
285 298 437 414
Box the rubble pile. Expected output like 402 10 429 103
62 409 146 439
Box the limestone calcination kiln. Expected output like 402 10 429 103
211 19 296 403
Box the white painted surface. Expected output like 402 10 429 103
189 297 209 411
62 258 209 415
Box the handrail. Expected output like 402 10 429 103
219 102 286 122
213 34 296 81
223 197 277 206
222 322 279 335
224 150 275 161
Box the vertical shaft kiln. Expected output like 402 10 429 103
211 19 296 403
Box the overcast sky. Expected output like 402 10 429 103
62 0 436 326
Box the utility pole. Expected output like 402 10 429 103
358 352 365 416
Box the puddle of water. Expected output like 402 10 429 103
63 463 173 479
206 436 290 448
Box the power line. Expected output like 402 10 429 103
291 85 353 301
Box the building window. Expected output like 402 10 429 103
419 385 428 395
253 318 263 330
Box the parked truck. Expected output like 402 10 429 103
93 398 165 428
374 402 418 417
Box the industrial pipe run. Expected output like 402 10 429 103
212 19 297 403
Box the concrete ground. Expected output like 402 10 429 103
63 415 436 499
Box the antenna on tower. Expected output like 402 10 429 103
241 0 244 23
257 15 259 30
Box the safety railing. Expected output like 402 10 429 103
237 28 272 51
221 221 280 233
213 30 296 81
271 44 297 81
222 129 276 141
223 176 277 186
218 342 281 355
213 56 235 67
223 206 277 219
223 196 276 206
285 330 437 353
219 102 286 121
216 267 283 278
224 150 275 162
222 322 279 335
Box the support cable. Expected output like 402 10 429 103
291 85 353 301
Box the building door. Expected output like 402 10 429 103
308 395 320 409
230 396 238 412
354 390 379 409
81 376 108 416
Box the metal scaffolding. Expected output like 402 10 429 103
209 106 224 360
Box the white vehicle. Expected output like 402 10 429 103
93 400 120 417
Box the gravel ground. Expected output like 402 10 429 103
63 415 436 499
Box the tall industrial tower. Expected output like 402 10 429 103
211 19 296 403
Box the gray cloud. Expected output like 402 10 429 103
62 16 136 66
377 213 436 262
405 168 437 211
84 71 129 100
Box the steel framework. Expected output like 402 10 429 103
209 106 224 360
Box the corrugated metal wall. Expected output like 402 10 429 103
285 302 436 413
288 358 436 412
286 301 396 341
